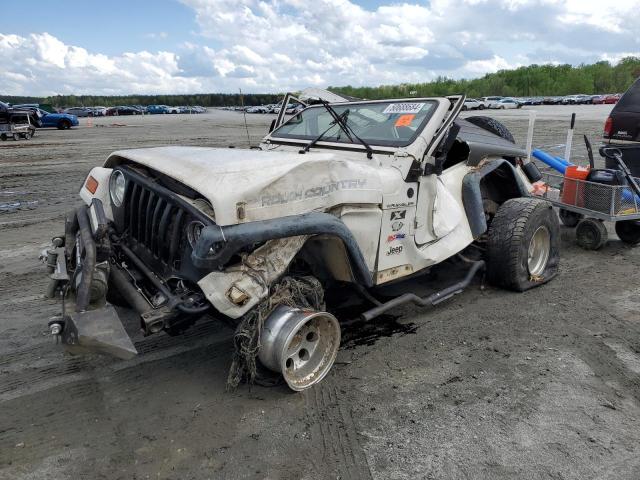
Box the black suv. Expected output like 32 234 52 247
604 77 640 175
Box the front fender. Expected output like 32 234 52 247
462 159 530 239
192 212 373 287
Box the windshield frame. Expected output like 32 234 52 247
267 98 441 149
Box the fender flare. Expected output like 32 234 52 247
462 159 530 239
192 212 374 287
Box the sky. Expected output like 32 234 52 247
1 0 639 96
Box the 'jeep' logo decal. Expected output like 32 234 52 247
386 245 403 256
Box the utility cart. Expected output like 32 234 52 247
0 112 35 141
534 147 640 249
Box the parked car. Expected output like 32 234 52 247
285 104 304 114
12 103 56 114
29 108 79 129
603 94 621 104
542 96 563 105
604 80 639 143
64 107 93 117
106 106 142 116
246 106 266 113
462 98 483 110
91 106 108 116
166 106 181 114
146 105 170 114
480 96 503 108
602 77 640 185
490 98 521 109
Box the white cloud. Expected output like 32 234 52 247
1 0 639 95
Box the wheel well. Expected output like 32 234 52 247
295 236 356 286
462 159 530 239
479 162 523 205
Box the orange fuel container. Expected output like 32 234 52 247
561 165 590 206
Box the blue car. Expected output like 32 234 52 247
146 104 169 114
28 108 79 129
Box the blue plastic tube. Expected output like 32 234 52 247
532 149 568 174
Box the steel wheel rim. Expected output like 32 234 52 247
282 313 340 390
528 226 550 276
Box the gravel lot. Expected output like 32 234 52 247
2 104 640 480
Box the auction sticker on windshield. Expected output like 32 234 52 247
383 103 425 114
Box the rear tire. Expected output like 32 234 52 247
487 198 560 291
615 220 640 245
558 208 583 227
58 119 71 130
466 116 515 143
576 218 607 250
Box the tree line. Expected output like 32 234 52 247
3 57 640 107
329 57 640 99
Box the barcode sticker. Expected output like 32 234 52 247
383 103 425 114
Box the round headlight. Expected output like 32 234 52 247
109 170 126 207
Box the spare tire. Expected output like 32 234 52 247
466 116 515 143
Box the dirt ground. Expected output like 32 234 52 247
2 105 640 480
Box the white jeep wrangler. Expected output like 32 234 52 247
43 93 559 391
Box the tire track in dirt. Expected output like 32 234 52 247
304 379 372 479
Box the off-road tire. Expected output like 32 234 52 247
576 218 607 250
466 116 515 143
487 197 560 291
615 220 640 245
0 133 6 141
558 208 583 227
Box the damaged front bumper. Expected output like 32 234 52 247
44 200 138 359
44 200 208 359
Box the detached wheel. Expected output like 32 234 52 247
259 305 341 391
13 133 20 141
558 208 583 227
576 218 607 250
487 197 560 291
466 116 515 143
615 220 640 245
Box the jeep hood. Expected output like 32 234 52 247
105 146 385 225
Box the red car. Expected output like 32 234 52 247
593 94 621 104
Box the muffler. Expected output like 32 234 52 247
259 305 341 391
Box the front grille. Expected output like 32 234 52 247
115 166 213 272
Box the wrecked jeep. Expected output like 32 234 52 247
42 92 559 391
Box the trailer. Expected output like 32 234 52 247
534 147 640 249
0 112 35 141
